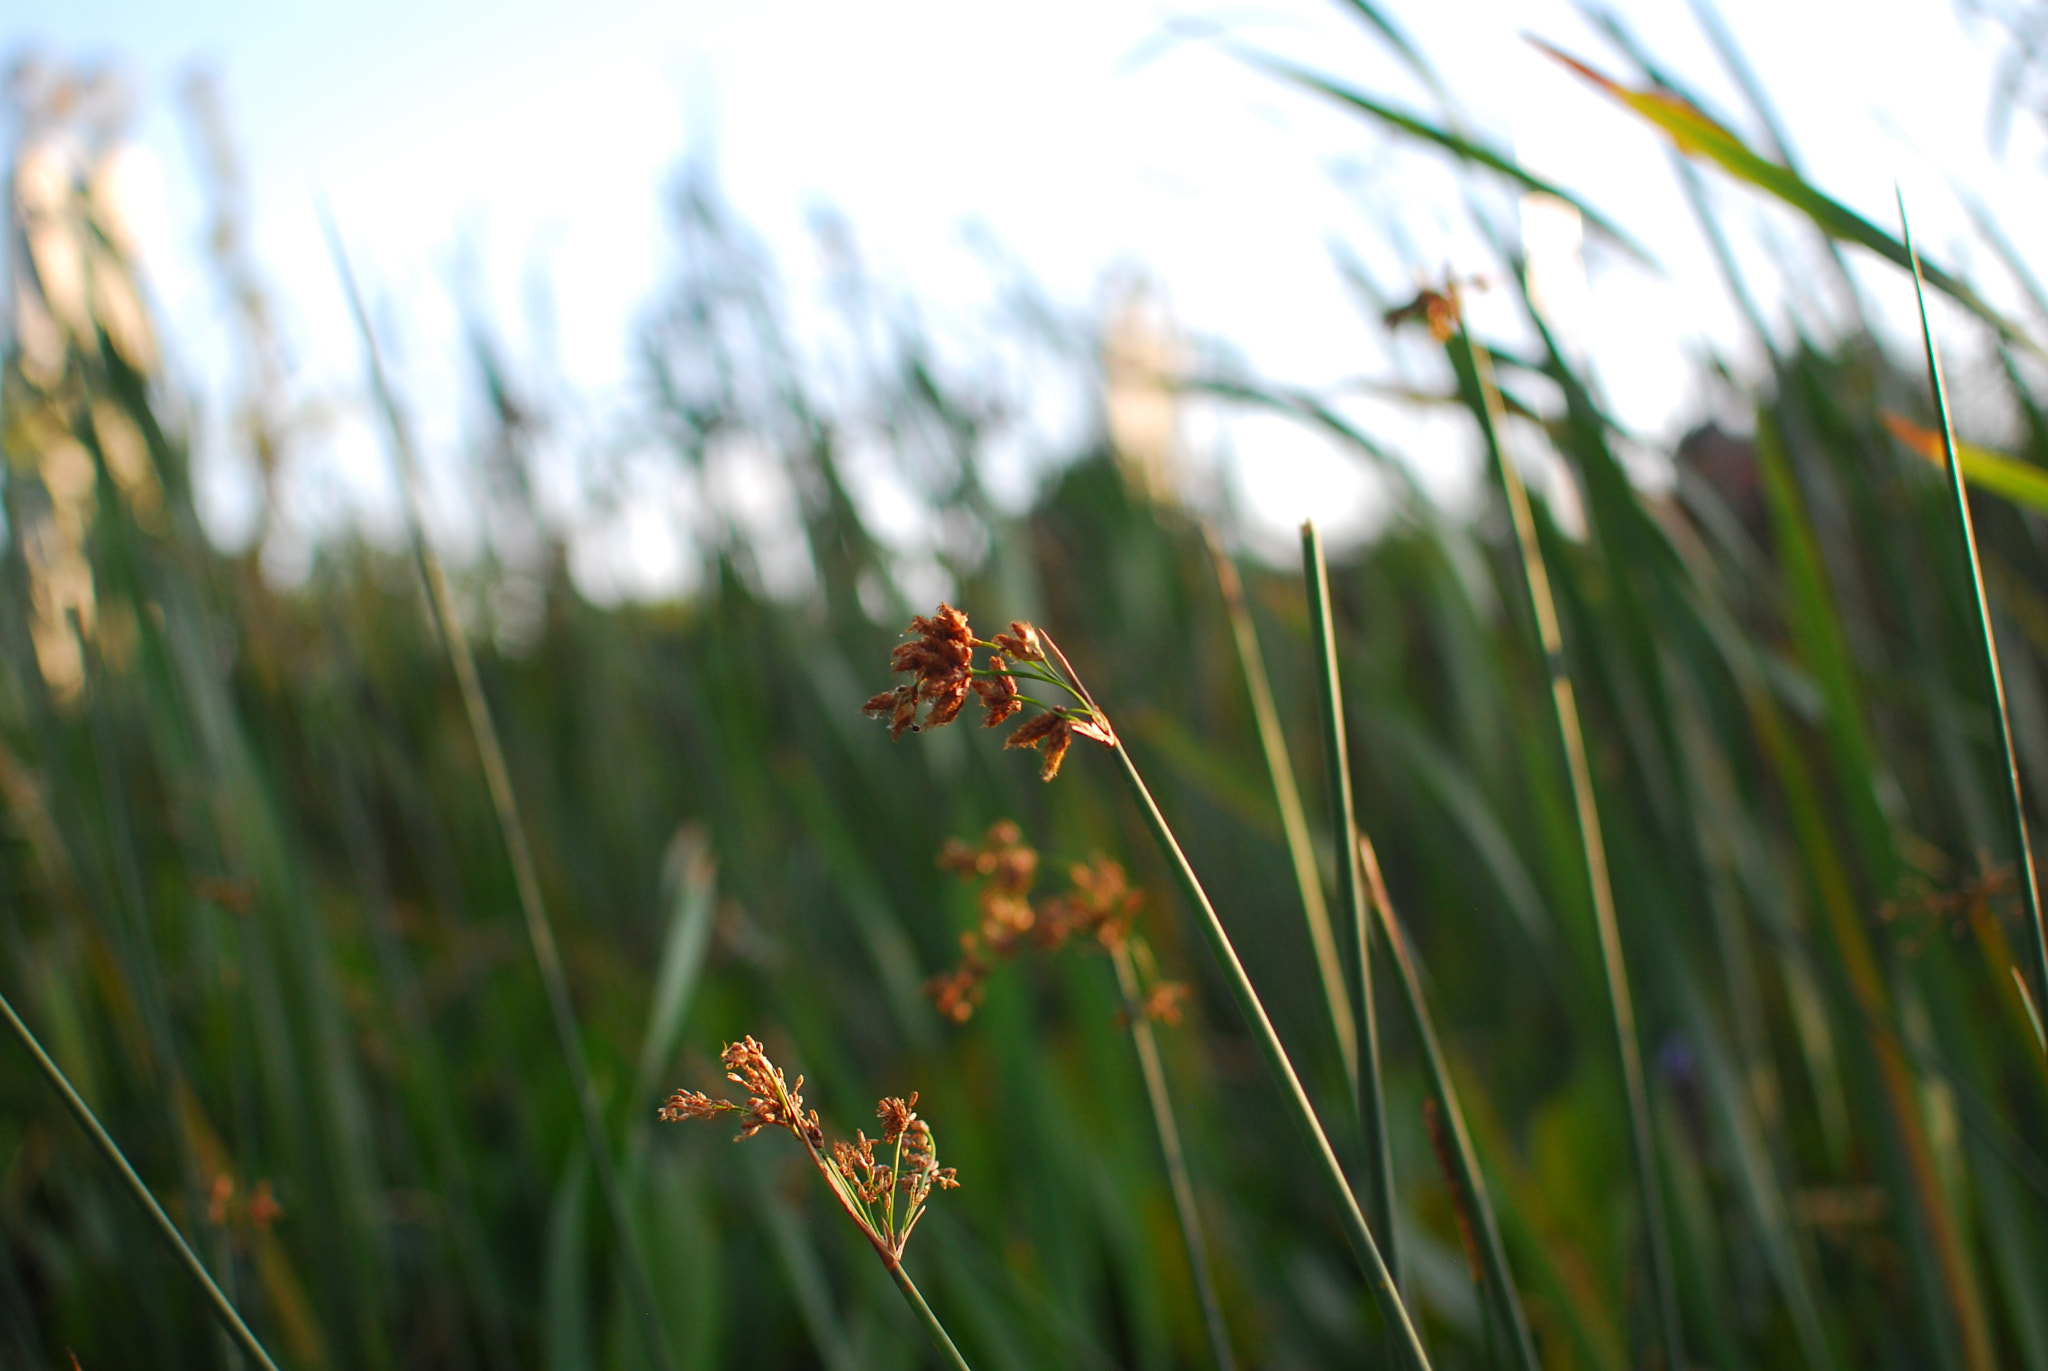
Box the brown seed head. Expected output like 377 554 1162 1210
876 1092 919 1143
991 621 1044 662
657 1088 735 1124
1140 981 1192 1026
972 655 1022 727
247 1181 282 1231
1004 709 1075 780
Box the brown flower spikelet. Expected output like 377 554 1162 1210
661 1034 960 1259
1005 708 1074 780
972 655 1021 727
991 621 1044 662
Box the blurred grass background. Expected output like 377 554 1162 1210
7 4 2048 1368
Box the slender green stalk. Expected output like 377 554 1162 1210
1452 322 1683 1370
0 987 283 1371
1357 833 1541 1371
323 218 679 1371
1902 197 2048 1058
1301 522 1399 1290
1038 635 1429 1368
1204 524 1358 1088
1111 938 1238 1371
883 1256 974 1371
1100 735 1430 1369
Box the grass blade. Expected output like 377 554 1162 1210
1104 733 1432 1369
1532 40 2038 354
1357 834 1541 1371
1448 316 1684 1371
1204 524 1358 1092
1302 521 1399 1291
1900 194 2048 1056
1043 625 1428 1366
323 217 679 1371
1241 54 1659 270
1111 939 1239 1371
1882 413 2048 516
0 987 283 1371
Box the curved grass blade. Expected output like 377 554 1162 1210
324 217 679 1371
1038 636 1434 1370
1357 834 1541 1371
1532 40 2039 355
1111 939 1238 1371
1203 524 1359 1098
1901 195 2048 1055
1882 413 2048 517
1332 0 1451 107
1240 54 1659 270
1 987 283 1371
1448 319 1684 1371
1303 522 1399 1290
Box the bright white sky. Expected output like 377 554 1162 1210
13 0 2048 597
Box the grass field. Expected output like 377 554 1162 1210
5 7 2048 1369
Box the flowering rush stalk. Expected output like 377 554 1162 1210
867 605 1433 1371
660 1037 969 1370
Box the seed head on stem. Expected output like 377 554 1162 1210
865 605 1113 779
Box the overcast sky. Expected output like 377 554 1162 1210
11 0 2045 593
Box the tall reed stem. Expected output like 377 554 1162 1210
1111 939 1238 1371
324 220 678 1371
1204 525 1358 1086
1302 521 1399 1290
1037 634 1432 1369
1453 324 1683 1370
1358 834 1541 1371
882 1257 973 1371
0 987 283 1371
1103 736 1430 1368
1902 199 2048 1058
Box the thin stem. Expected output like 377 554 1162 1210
883 1256 974 1371
1106 739 1429 1369
1111 939 1238 1371
1302 521 1399 1291
0 988 283 1371
1358 834 1541 1371
1032 626 1433 1368
1902 197 2048 1058
1454 323 1683 1370
1203 525 1358 1093
323 217 678 1371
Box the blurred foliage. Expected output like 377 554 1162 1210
6 12 2048 1371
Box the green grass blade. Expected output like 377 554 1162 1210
1240 54 1659 270
1449 321 1684 1371
1357 834 1541 1371
1 986 284 1371
1883 413 2048 516
1111 940 1238 1371
631 826 719 1113
1901 194 2048 1056
1204 524 1359 1089
1103 736 1432 1370
885 1259 975 1371
1331 0 1450 107
324 217 679 1371
1045 620 1429 1368
1302 521 1399 1291
1532 40 2038 354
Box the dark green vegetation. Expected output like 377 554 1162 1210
6 10 2048 1369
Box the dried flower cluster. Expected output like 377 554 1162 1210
659 1035 955 1261
864 605 1112 780
1382 275 1486 343
926 821 1182 1025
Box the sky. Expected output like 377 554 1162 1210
11 0 2048 597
